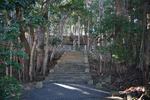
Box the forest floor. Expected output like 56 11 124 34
88 53 143 91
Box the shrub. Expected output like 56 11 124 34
0 76 21 100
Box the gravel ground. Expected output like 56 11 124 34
23 83 114 100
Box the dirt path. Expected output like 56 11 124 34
23 83 112 100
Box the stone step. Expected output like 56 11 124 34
48 73 90 76
48 73 90 77
57 61 85 64
53 68 85 72
44 79 86 84
54 67 85 70
53 69 85 72
53 69 84 73
49 71 90 74
55 65 86 69
44 51 91 84
57 63 86 65
48 76 83 80
47 73 91 82
55 65 86 68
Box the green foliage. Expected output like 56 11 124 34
27 14 48 27
59 0 85 13
101 15 142 63
0 17 28 72
0 0 35 99
59 0 87 19
90 0 144 64
49 37 62 47
0 76 21 100
0 0 35 10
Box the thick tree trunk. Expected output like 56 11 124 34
43 49 49 75
20 26 30 80
114 0 126 73
142 2 149 94
115 0 125 15
35 0 49 75
36 26 45 73
30 28 34 43
144 29 150 94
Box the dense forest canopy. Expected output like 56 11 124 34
0 0 150 99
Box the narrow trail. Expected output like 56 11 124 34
24 51 113 100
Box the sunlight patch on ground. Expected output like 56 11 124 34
54 83 90 95
106 96 123 100
70 84 110 94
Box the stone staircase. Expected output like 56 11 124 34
44 51 91 84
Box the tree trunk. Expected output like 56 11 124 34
29 28 34 49
16 56 21 81
84 22 87 36
78 16 81 50
99 0 104 72
114 0 126 73
50 47 56 61
43 49 50 75
115 0 125 15
20 26 30 80
35 0 49 75
142 2 149 94
4 11 9 76
75 24 77 36
43 27 51 75
10 42 13 77
21 57 25 81
29 34 37 81
87 20 90 50
104 40 108 71
16 8 30 80
36 26 45 74
99 0 102 25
